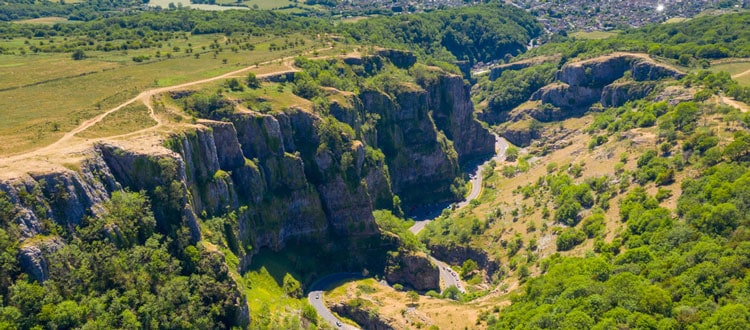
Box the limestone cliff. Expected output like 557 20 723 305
426 74 495 162
518 53 685 123
601 81 656 108
428 243 501 280
330 302 395 330
322 65 494 208
0 54 492 293
384 251 440 291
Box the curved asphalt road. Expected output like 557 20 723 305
310 134 509 328
308 273 363 329
431 256 466 293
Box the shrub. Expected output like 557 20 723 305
505 146 519 162
71 49 86 60
582 213 606 238
246 72 261 89
556 228 586 251
555 201 582 226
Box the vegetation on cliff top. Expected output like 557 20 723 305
0 191 244 329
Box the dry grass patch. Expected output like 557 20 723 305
12 17 71 25
0 34 328 156
327 278 487 329
76 103 156 139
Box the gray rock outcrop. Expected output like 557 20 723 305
385 251 440 291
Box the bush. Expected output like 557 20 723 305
502 165 517 178
282 273 303 298
246 72 261 89
581 213 606 238
505 146 519 162
554 201 582 226
225 78 244 92
441 285 462 301
556 228 586 251
588 135 608 150
655 188 672 202
71 49 86 60
461 259 478 277
131 55 150 62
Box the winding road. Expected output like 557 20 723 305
409 135 508 235
310 134 509 329
308 273 363 329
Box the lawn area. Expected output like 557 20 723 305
0 33 331 156
243 248 323 328
12 17 71 25
227 82 313 113
76 103 156 139
710 60 750 86
570 30 619 40
236 0 293 10
664 17 689 24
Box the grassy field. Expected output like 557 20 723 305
710 61 750 86
76 103 156 139
570 30 619 40
235 0 293 10
664 17 689 24
327 278 489 329
0 32 337 156
12 17 71 25
228 82 313 113
244 266 310 328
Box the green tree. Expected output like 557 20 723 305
246 72 261 89
461 259 478 277
441 285 462 301
556 228 586 251
505 146 519 162
406 291 419 305
71 49 86 60
555 201 582 226
225 78 244 92
282 273 303 298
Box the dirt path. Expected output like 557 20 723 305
0 46 329 169
721 95 749 112
732 67 750 79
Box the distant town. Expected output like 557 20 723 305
336 0 748 33
517 0 746 33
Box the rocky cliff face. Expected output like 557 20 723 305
323 66 494 208
384 251 440 291
428 243 501 280
358 77 493 207
1 55 492 298
529 83 602 118
601 81 656 108
360 88 461 207
330 303 395 330
426 74 495 162
523 53 685 121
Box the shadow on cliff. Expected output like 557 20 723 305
245 234 394 289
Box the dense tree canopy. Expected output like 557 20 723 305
341 3 541 65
